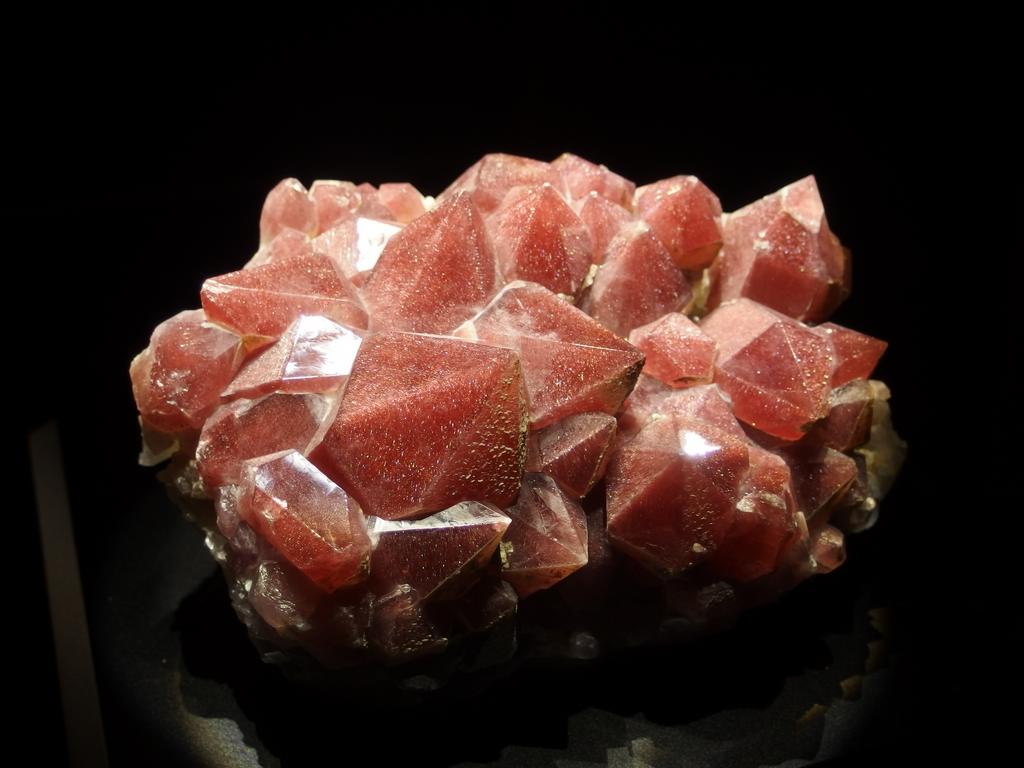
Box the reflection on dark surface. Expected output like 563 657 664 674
170 553 888 766
82 482 896 767
174 572 817 766
63 342 907 768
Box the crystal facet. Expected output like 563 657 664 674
197 392 337 488
455 281 644 428
552 152 634 207
260 178 317 244
310 331 528 520
634 175 723 269
708 176 849 322
440 153 562 213
238 451 372 592
312 217 403 286
130 309 243 435
201 252 368 337
222 314 362 400
526 412 617 497
606 386 750 575
701 298 836 440
583 221 693 337
362 191 501 334
577 192 632 264
488 183 593 298
500 473 588 597
368 502 510 599
628 312 716 388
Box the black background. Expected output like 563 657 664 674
11 14 1013 766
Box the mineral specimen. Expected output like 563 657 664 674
132 154 905 678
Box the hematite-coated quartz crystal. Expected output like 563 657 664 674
131 155 905 681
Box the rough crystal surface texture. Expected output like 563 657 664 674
132 154 905 675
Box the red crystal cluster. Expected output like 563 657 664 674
132 154 904 668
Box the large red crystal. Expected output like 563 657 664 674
488 183 593 299
606 386 750 575
133 155 904 669
202 252 368 337
130 309 243 435
238 450 371 592
707 176 849 322
701 298 836 440
455 281 644 428
362 191 501 334
310 331 528 520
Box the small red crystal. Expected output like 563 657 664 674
526 412 617 498
501 473 588 597
312 216 402 286
130 309 243 435
260 178 317 243
377 182 427 223
627 312 716 388
701 298 835 440
577 192 632 264
583 221 693 336
441 153 562 213
222 314 362 400
197 392 337 487
239 451 372 593
634 175 723 269
552 152 634 208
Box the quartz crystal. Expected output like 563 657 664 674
454 281 644 428
627 312 716 388
500 473 588 597
202 251 368 336
525 412 617 498
238 450 372 592
132 154 904 676
707 176 849 321
488 183 593 298
583 221 693 336
362 192 500 334
309 331 528 520
634 175 723 269
368 503 510 599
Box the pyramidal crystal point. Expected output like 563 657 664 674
132 153 904 679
